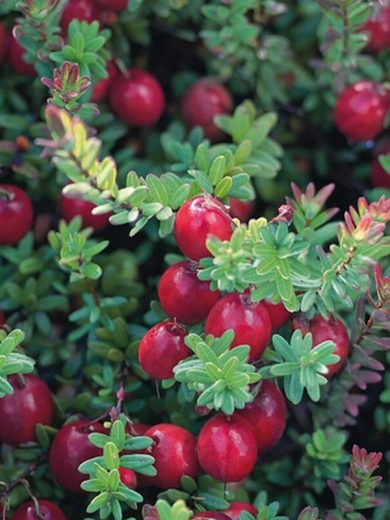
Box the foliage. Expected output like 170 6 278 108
0 329 34 397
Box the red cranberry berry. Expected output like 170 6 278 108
293 315 350 378
237 380 287 453
361 7 390 52
0 21 7 64
262 300 292 330
60 191 110 232
0 310 5 325
192 514 231 520
371 138 390 189
174 195 234 262
0 375 53 446
91 61 118 103
158 261 221 324
334 81 390 142
138 321 190 380
60 0 98 32
229 198 254 222
181 79 232 141
119 467 137 489
8 34 35 76
109 69 165 126
94 0 128 11
197 413 257 482
11 500 66 520
205 291 272 362
143 424 199 489
49 419 105 492
0 184 33 245
127 422 150 436
223 503 258 520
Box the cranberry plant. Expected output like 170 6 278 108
0 1 390 520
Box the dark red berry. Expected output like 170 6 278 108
361 7 390 52
229 198 254 222
49 419 105 492
334 81 390 142
109 69 165 126
0 310 5 325
192 513 231 520
293 315 350 378
61 0 98 32
60 191 110 232
91 61 118 103
0 184 33 245
119 467 137 489
237 380 287 453
158 261 221 324
371 138 390 189
94 0 128 10
205 291 272 362
262 300 291 330
181 79 232 141
223 502 258 520
0 21 7 64
0 375 53 446
143 424 199 489
138 321 190 380
197 413 257 482
8 33 35 76
174 195 234 262
11 500 66 520
127 422 150 436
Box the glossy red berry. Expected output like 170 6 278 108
361 7 390 52
197 413 257 483
60 191 110 232
158 261 221 324
11 500 66 520
334 81 390 142
237 380 287 453
205 292 272 362
181 79 232 141
138 321 190 380
143 424 199 489
192 514 231 520
223 502 258 520
0 184 33 245
174 195 234 262
229 198 254 222
371 138 390 189
109 69 165 126
49 419 105 492
0 375 53 446
94 0 128 10
61 0 98 32
262 300 292 330
91 61 118 103
119 467 137 489
0 21 7 64
8 34 36 76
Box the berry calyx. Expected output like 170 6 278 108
223 502 258 520
334 81 390 142
262 300 292 330
0 374 53 446
119 467 137 489
361 7 390 52
60 190 110 232
181 79 232 141
8 34 36 76
158 261 221 324
109 69 165 126
192 514 231 520
205 291 272 362
174 195 234 262
11 500 66 520
371 138 390 189
94 0 128 11
229 197 254 222
49 419 105 492
197 413 257 482
91 61 118 103
0 184 33 245
143 424 199 489
237 380 287 453
60 0 98 32
138 321 190 380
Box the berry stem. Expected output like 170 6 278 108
0 452 47 503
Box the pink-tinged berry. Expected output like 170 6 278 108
11 500 66 520
229 198 254 222
60 191 110 232
158 261 221 324
91 61 118 103
223 502 258 520
334 81 390 142
197 413 257 482
205 291 272 362
237 380 287 453
174 195 234 261
371 138 390 189
0 184 33 245
181 79 232 141
0 21 7 64
138 321 190 380
119 467 138 489
262 300 292 330
109 69 165 126
8 34 35 76
61 0 98 32
94 0 128 10
361 7 390 52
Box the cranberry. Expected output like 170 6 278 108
229 198 254 222
60 0 98 32
237 380 286 453
60 191 110 232
8 34 35 76
143 424 199 489
334 81 390 142
205 292 272 362
0 310 5 325
91 61 118 103
138 321 190 380
371 138 390 189
109 69 165 126
127 423 150 436
181 79 232 141
0 21 7 64
49 419 105 492
223 503 258 520
293 315 350 378
174 195 234 261
0 184 33 245
0 375 53 446
158 261 221 325
262 300 291 330
119 467 137 489
361 7 390 52
192 514 231 520
94 0 128 10
11 500 66 520
197 413 257 482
